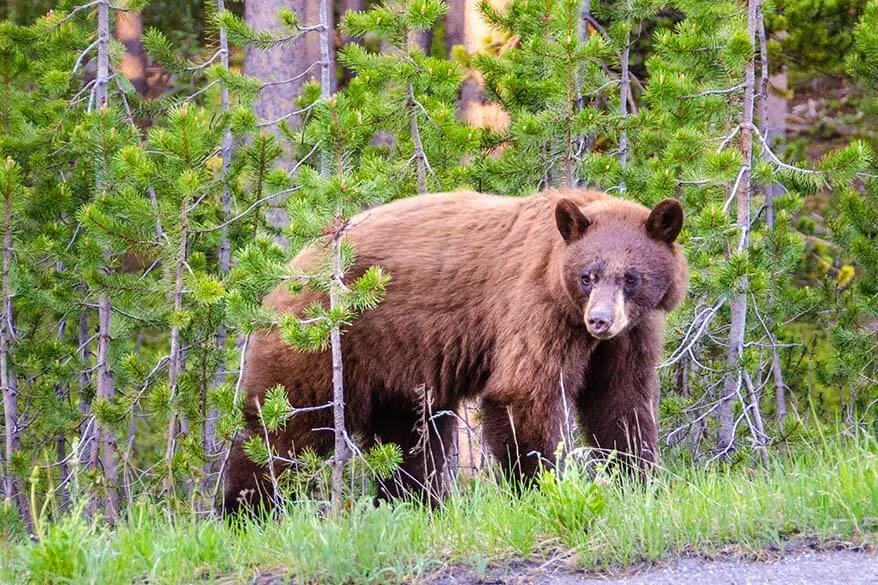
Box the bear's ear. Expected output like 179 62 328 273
646 199 684 244
555 199 591 244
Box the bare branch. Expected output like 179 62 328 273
260 61 325 89
185 49 228 72
682 84 745 99
72 39 99 76
194 185 302 234
256 102 317 128
55 1 101 29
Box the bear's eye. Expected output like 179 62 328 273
624 272 640 289
580 273 595 286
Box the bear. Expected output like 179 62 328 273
222 188 688 514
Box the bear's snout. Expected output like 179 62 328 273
587 309 613 336
585 287 630 339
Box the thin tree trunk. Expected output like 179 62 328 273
204 0 234 499
322 0 348 512
756 4 769 144
91 293 119 519
618 10 631 193
717 0 760 458
572 0 594 187
562 4 577 188
771 349 786 422
319 0 333 177
163 200 189 497
95 0 110 110
53 314 71 511
78 310 91 423
88 0 119 521
329 233 350 513
408 83 428 194
755 7 789 423
1 160 33 532
77 304 93 507
404 27 429 193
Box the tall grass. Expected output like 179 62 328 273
1 431 874 584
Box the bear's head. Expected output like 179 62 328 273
555 197 687 340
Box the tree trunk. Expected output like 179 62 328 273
205 0 234 501
408 78 428 194
244 0 334 238
53 313 72 511
329 233 350 513
77 307 91 449
244 0 333 124
1 160 33 532
744 373 769 466
319 0 333 177
115 9 148 94
91 292 119 520
445 0 509 130
758 10 790 423
618 5 631 192
95 0 110 110
717 0 761 459
575 0 595 187
163 199 189 497
87 0 119 521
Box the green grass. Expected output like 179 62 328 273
1 432 875 584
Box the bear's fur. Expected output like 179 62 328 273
223 189 688 513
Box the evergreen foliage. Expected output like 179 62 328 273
769 0 870 76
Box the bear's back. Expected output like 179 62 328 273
271 189 614 316
345 189 612 268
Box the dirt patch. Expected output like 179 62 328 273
431 546 875 584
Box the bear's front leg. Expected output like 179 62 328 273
480 394 563 482
577 313 663 473
370 400 458 506
222 438 274 515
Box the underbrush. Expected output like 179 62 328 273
1 431 874 584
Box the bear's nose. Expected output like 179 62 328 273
587 311 613 335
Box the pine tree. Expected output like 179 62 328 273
653 0 872 461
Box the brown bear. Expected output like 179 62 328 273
223 188 687 513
